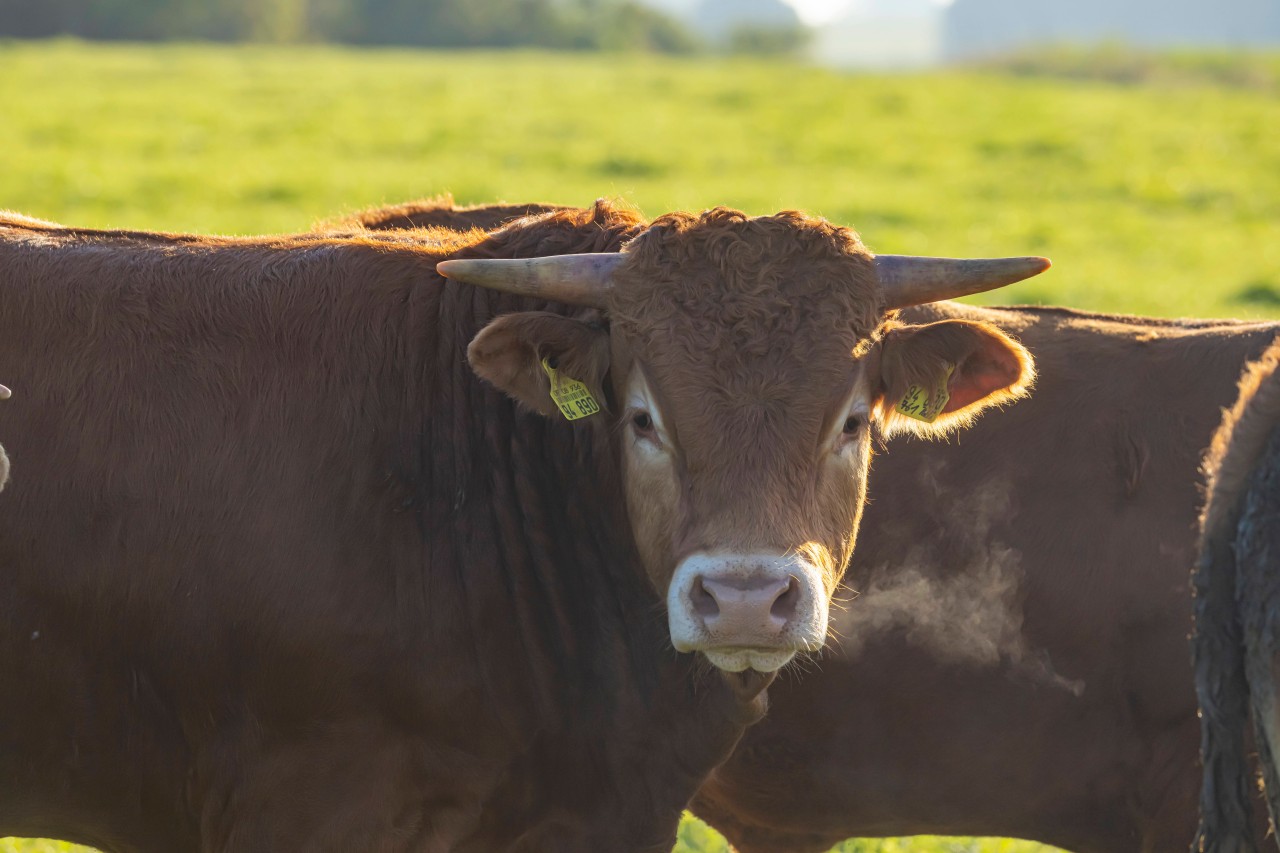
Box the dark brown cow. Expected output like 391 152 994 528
1194 338 1280 853
697 304 1278 853
360 199 1280 852
0 205 1041 851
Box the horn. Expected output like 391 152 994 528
0 384 9 400
875 255 1051 309
435 253 624 307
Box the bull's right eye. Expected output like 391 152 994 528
632 411 654 435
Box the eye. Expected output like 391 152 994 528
842 414 864 436
632 410 655 435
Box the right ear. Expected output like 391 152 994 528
467 311 611 419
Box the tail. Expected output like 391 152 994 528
1192 510 1258 852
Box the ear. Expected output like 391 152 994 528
467 311 611 420
876 319 1035 438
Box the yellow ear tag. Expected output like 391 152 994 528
541 357 600 421
896 363 955 423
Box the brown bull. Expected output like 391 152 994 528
0 204 1041 851
1194 338 1280 853
359 198 1280 852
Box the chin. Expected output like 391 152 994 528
703 648 797 673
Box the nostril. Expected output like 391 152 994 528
691 577 720 618
770 577 799 622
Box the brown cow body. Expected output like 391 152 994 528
698 303 1279 853
0 203 1036 851
364 199 1280 852
0 208 752 852
1194 338 1280 853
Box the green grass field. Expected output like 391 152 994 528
1 38 1277 853
0 827 1057 853
2 40 1279 319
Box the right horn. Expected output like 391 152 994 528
435 253 624 307
875 255 1051 310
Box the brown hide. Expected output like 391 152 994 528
1194 338 1280 853
696 305 1279 853
362 201 1278 851
0 206 766 853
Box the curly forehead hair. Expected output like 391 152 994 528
606 207 887 359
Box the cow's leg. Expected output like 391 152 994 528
1251 663 1280 845
1237 427 1280 850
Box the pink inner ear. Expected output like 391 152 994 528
943 343 1023 413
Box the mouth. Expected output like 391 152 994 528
702 647 798 673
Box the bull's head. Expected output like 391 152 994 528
438 208 1044 674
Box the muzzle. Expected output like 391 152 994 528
667 551 828 672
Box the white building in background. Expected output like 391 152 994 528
632 0 948 68
636 0 1280 69
809 0 943 69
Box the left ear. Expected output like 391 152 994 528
876 319 1035 438
467 311 612 420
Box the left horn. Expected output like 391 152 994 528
435 253 624 307
875 255 1051 309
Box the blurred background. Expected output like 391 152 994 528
2 0 1278 319
4 0 1280 67
1 1 1279 851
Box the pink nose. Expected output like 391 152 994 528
692 575 799 642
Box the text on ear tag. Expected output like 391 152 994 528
541 357 600 421
896 363 955 423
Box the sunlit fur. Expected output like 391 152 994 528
318 193 570 234
1200 342 1280 542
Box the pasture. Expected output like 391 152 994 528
1 38 1278 853
3 40 1279 318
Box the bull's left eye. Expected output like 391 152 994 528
842 414 864 435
